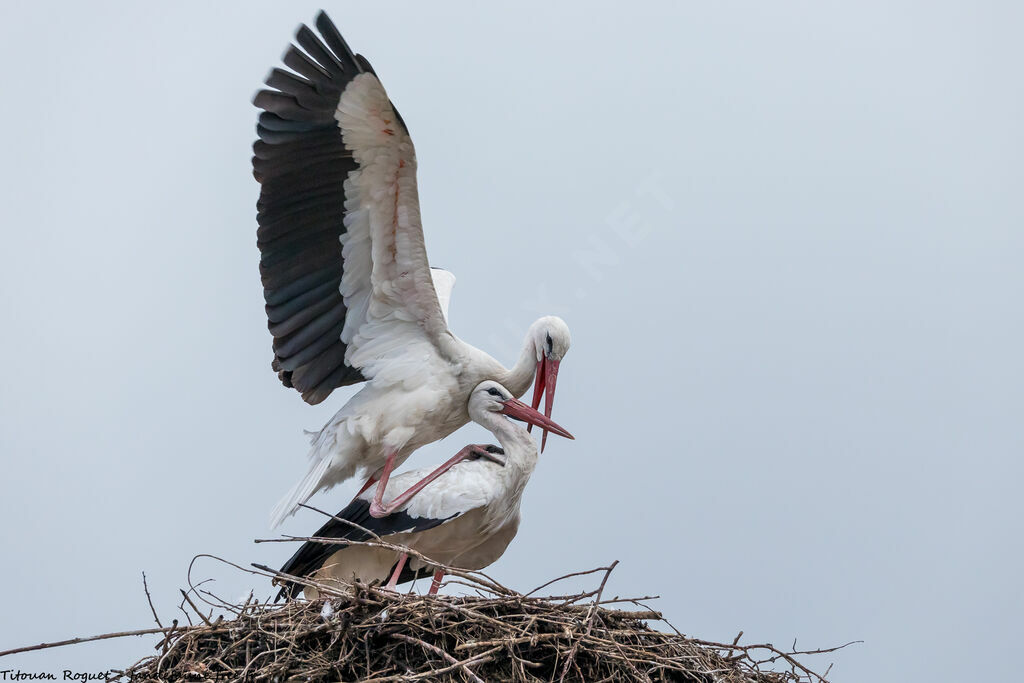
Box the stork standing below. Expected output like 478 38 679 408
254 12 572 526
275 381 573 599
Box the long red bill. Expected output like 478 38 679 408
540 359 560 453
501 397 573 441
527 358 545 434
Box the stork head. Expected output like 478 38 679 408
528 316 571 452
470 380 573 441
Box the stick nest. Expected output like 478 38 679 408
114 558 844 683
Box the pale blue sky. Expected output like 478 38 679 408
1 2 1021 681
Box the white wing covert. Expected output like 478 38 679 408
430 269 456 324
384 462 495 522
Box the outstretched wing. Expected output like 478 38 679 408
254 12 454 404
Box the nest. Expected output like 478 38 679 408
107 554 846 683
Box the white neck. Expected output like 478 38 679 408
500 328 539 398
477 410 539 473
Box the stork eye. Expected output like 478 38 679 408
545 333 553 354
487 387 501 397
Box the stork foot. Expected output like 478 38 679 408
472 444 506 466
369 501 391 519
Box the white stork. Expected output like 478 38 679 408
254 12 572 526
275 381 573 599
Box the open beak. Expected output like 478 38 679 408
502 397 573 441
528 357 562 452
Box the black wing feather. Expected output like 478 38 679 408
275 321 347 372
255 12 408 403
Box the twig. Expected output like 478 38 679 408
141 572 164 630
523 564 613 597
362 646 501 683
0 627 181 659
179 589 214 628
390 633 487 683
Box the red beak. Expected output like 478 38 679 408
527 357 562 452
501 397 573 441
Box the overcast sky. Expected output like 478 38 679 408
1 2 1021 681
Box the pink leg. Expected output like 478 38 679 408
368 450 401 518
385 552 408 591
353 474 378 500
428 568 444 596
369 445 491 518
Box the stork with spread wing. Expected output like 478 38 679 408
254 13 572 526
